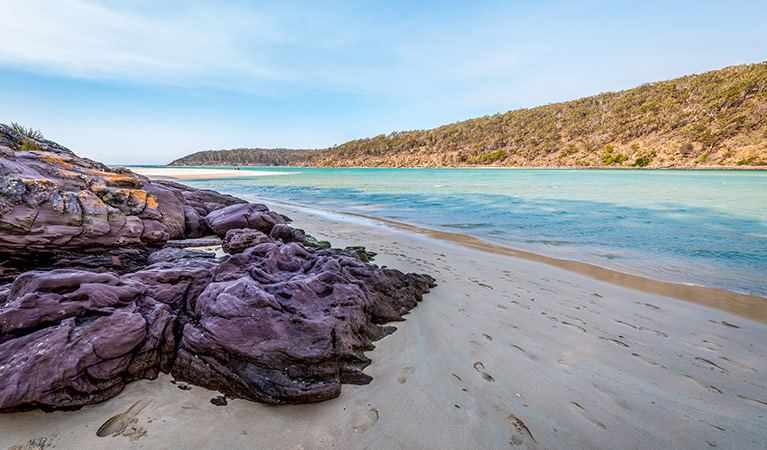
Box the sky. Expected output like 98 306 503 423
0 0 766 165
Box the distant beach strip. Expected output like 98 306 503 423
130 167 300 179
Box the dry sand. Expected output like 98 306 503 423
129 167 299 179
2 202 766 450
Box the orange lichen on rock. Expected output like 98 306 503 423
146 195 159 209
21 178 58 189
77 190 108 209
39 152 74 170
83 169 141 188
113 188 151 208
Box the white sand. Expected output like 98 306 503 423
2 202 766 449
129 167 298 179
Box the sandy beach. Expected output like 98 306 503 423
2 198 765 450
129 167 299 179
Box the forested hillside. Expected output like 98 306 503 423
170 148 317 166
171 62 767 168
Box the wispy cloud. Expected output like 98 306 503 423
0 0 538 99
0 0 301 90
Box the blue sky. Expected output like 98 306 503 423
0 0 765 164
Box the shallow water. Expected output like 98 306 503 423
160 167 767 297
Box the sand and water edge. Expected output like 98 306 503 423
2 173 766 450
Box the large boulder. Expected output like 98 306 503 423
172 241 434 404
0 270 176 411
205 203 286 237
221 228 274 254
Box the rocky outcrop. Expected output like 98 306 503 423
0 127 436 411
0 125 243 280
173 241 434 404
0 238 434 411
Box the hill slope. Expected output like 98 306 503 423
170 148 317 166
171 62 767 168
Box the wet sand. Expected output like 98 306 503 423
2 201 766 449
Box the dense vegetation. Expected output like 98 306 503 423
171 62 767 168
169 148 317 166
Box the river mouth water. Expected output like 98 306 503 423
138 166 767 300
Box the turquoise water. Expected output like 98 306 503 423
166 167 767 297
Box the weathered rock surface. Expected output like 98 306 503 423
0 125 243 278
0 238 434 410
172 242 434 403
221 228 274 254
0 127 436 411
205 203 286 237
0 270 178 411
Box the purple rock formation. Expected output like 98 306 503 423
0 238 433 410
0 127 435 412
0 270 177 411
221 228 274 254
205 203 286 237
171 241 433 404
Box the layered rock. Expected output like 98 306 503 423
0 127 435 411
0 125 243 280
0 237 434 410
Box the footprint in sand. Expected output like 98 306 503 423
569 401 607 430
634 302 661 310
561 321 587 333
736 394 767 409
719 357 757 374
612 319 638 330
97 398 152 437
509 344 536 360
482 333 493 341
565 315 587 325
631 353 667 369
708 319 740 329
592 383 630 410
397 366 415 384
682 340 719 352
612 319 667 338
598 336 629 348
640 327 668 338
694 357 730 374
684 375 723 394
473 361 495 382
509 300 530 310
508 413 542 449
353 408 379 433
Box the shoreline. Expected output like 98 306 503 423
125 164 767 320
248 197 767 323
3 190 766 449
162 164 767 171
